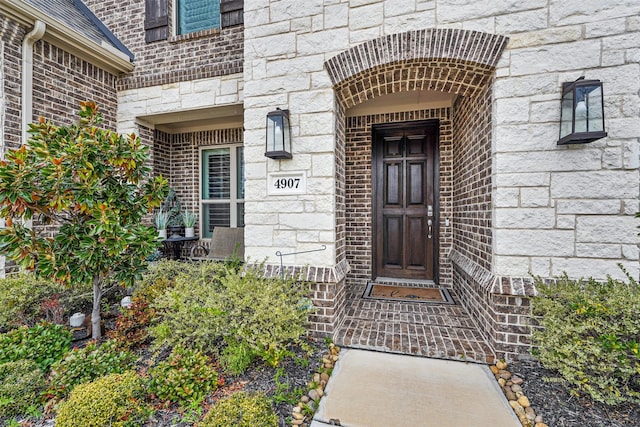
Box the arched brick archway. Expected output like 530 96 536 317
325 28 508 108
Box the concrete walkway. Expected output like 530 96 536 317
312 349 520 427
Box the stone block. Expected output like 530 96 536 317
602 146 623 169
495 173 550 187
273 229 298 246
384 10 437 33
289 89 334 114
520 187 550 208
556 199 621 215
245 20 291 41
384 0 415 17
495 9 547 33
509 25 583 48
299 112 335 137
529 100 559 123
608 118 640 139
494 256 531 277
495 208 556 229
312 154 335 177
297 28 350 56
244 225 274 246
298 230 321 242
550 1 640 26
494 74 558 98
495 230 575 257
530 257 551 277
437 0 546 23
622 199 639 215
244 74 311 97
622 245 639 260
576 215 638 244
494 98 530 125
510 41 601 76
551 171 638 199
551 258 637 281
350 27 383 44
269 0 324 22
495 149 602 174
494 124 558 153
576 243 621 259
350 3 384 30
494 187 519 208
279 213 334 231
325 3 349 28
556 215 576 230
586 18 627 38
247 32 297 58
596 64 640 95
461 17 496 33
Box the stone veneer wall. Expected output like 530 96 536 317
345 109 454 288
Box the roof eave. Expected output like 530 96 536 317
0 0 134 75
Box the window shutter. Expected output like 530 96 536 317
178 0 220 34
221 0 243 28
145 0 169 42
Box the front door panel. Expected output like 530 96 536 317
374 122 438 280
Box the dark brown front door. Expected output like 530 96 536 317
373 121 438 281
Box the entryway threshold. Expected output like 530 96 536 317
311 348 520 427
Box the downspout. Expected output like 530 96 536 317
22 20 46 145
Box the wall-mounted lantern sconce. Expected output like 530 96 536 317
558 76 607 145
265 108 292 159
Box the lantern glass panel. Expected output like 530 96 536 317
266 114 284 152
559 89 574 139
585 85 604 132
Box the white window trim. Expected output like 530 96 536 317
199 143 244 238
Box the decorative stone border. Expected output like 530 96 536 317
489 360 548 427
290 343 341 426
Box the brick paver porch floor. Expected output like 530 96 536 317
333 280 496 364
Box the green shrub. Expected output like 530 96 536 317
200 392 277 427
0 360 46 418
0 274 91 331
107 295 156 349
151 262 311 366
0 322 71 371
149 261 227 352
532 272 640 405
220 338 256 375
148 346 218 409
55 371 146 427
45 339 135 401
135 259 196 302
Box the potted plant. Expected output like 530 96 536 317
154 209 169 239
162 188 183 237
182 209 197 238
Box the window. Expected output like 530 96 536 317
177 0 220 35
200 145 244 238
144 0 243 42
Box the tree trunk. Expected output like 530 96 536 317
92 278 102 339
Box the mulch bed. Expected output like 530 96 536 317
509 359 640 427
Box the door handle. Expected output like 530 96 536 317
427 219 432 239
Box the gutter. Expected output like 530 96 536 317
0 0 134 75
21 20 46 145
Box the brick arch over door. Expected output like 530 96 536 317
327 28 508 285
324 28 508 108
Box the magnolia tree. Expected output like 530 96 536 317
0 102 168 339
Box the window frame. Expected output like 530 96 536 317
173 0 221 36
199 143 244 238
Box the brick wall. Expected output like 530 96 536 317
345 108 454 287
0 16 26 151
32 41 118 128
452 85 493 270
84 0 243 91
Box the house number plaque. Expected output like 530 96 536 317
267 172 307 195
